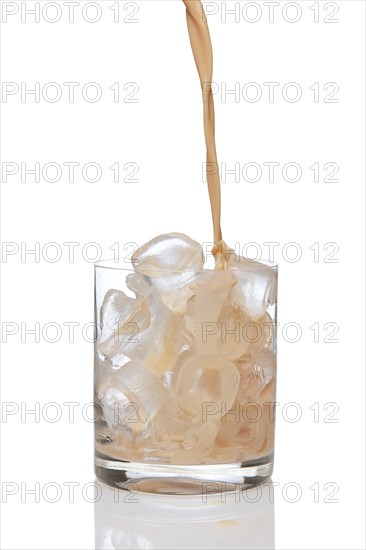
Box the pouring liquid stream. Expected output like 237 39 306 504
183 0 232 269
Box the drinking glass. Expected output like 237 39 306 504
94 258 278 495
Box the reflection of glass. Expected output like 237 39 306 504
94 480 275 550
95 259 277 493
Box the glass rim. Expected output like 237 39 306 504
94 257 279 272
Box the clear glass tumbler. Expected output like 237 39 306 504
94 258 278 495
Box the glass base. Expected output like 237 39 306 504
95 451 273 495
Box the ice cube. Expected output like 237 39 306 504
99 289 137 341
174 353 240 420
160 271 209 316
132 233 204 277
246 312 275 351
192 270 236 354
99 298 150 357
125 272 150 298
99 386 132 431
121 291 184 375
98 361 168 433
126 269 208 318
228 256 277 319
216 302 251 360
106 352 130 371
147 398 194 452
235 348 276 403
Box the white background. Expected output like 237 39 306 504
1 0 365 548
